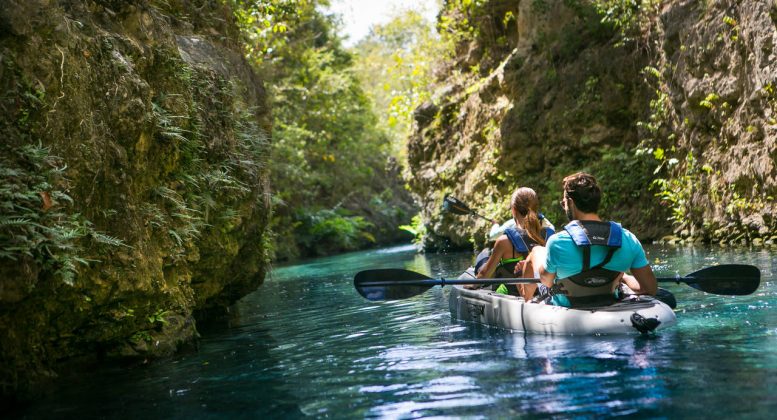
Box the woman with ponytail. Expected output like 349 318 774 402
470 187 555 301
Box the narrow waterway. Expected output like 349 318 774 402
19 244 777 418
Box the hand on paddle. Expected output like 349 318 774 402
513 260 526 275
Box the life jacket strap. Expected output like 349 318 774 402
504 227 530 253
542 226 555 240
554 220 625 307
564 220 622 247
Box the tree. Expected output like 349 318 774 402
232 0 415 259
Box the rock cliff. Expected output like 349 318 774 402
1 0 271 399
408 0 776 249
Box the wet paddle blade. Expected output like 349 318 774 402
655 288 677 309
686 264 760 295
354 269 434 301
658 264 761 295
442 195 472 216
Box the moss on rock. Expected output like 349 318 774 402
407 0 775 249
0 0 270 400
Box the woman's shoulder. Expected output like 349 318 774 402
492 234 516 256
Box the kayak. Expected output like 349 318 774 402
448 268 677 335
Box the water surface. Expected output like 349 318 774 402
19 244 777 418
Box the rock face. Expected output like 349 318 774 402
650 0 777 244
407 0 776 249
0 0 271 399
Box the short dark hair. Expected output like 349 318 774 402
562 172 601 213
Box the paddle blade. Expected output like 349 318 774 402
683 264 760 295
443 195 472 216
354 269 433 301
654 288 677 309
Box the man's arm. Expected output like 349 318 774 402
538 236 558 287
538 264 556 288
624 265 657 295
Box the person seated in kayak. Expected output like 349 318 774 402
520 172 657 307
468 187 555 300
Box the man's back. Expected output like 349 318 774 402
544 225 649 280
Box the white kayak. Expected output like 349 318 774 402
448 269 676 335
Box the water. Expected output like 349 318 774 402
17 244 777 418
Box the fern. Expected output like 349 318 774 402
0 217 32 226
168 229 183 246
90 232 130 248
0 143 123 284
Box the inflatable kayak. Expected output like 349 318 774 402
449 268 676 335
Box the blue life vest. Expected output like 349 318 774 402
554 220 623 306
490 226 554 295
475 224 555 276
504 226 554 254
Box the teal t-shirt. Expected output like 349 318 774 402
545 225 649 283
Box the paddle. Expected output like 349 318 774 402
443 195 497 224
657 264 760 296
354 264 760 302
354 268 540 301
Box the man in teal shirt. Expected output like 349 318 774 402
526 172 657 306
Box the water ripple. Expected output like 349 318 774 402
17 245 777 418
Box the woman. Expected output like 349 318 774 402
470 187 554 301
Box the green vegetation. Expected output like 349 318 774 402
352 9 442 156
0 57 129 286
437 0 486 46
591 0 662 46
634 63 700 233
0 143 126 285
147 75 270 264
399 214 427 246
147 309 169 327
1 1 271 396
231 0 415 259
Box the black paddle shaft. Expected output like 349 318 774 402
443 196 496 224
354 264 761 302
354 269 540 301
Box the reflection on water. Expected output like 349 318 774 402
18 244 777 418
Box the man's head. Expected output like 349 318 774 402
562 172 601 217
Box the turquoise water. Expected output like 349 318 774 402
18 244 777 418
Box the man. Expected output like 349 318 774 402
523 172 656 307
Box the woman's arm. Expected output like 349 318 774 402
476 236 511 279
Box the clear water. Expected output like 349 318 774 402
17 244 777 418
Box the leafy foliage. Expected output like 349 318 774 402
148 80 270 262
230 0 300 60
352 8 441 156
297 209 374 255
233 0 415 259
399 214 427 246
437 0 488 47
591 0 662 46
0 143 126 285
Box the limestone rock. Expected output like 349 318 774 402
0 0 271 399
